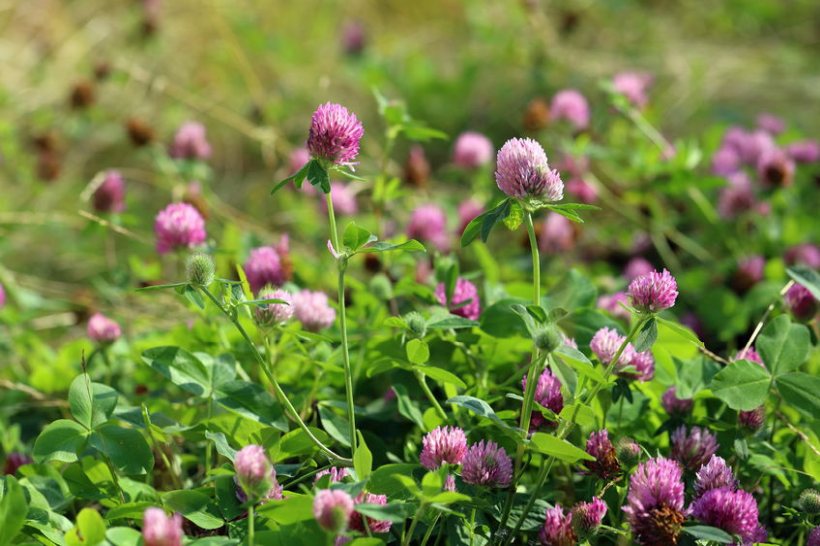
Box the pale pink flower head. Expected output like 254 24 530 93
495 138 563 201
461 440 513 488
154 202 207 254
731 347 765 369
87 313 121 344
623 257 654 282
452 132 493 169
623 457 685 546
597 292 631 321
711 145 742 176
321 182 358 216
314 467 349 484
565 177 598 204
756 113 785 135
254 288 293 327
625 351 654 382
612 71 653 109
307 103 364 167
407 204 449 252
786 140 820 163
435 277 480 320
93 170 126 213
670 425 718 471
785 243 820 269
350 493 392 533
571 497 608 539
142 508 183 546
293 290 336 332
691 487 763 544
234 444 277 501
549 89 590 130
661 387 693 418
169 121 212 160
314 489 354 533
694 455 736 498
628 268 678 313
289 146 310 174
590 327 636 367
244 237 291 293
457 199 484 234
585 429 620 480
539 504 576 546
420 426 468 469
0 283 4 309
522 368 563 430
757 146 795 187
785 283 817 321
539 212 575 254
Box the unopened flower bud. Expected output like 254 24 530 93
533 326 562 353
615 437 642 467
799 489 820 515
369 274 393 301
186 253 215 286
405 312 427 339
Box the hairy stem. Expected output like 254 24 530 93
415 371 448 422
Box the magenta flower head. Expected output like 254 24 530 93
628 269 678 313
293 290 336 332
711 146 742 176
314 467 349 484
495 138 563 201
612 71 653 109
757 113 785 135
785 243 820 269
670 426 718 471
731 348 765 368
244 238 291 293
786 140 820 164
590 327 636 367
624 350 655 382
522 369 563 430
539 504 576 546
757 146 795 187
350 493 392 533
169 121 212 160
565 177 598 204
254 288 293 328
341 20 366 55
732 255 765 294
87 313 121 344
93 170 126 213
0 283 5 309
457 199 484 234
3 452 32 475
313 489 355 533
290 146 310 174
435 277 480 321
420 426 468 469
615 437 642 468
307 102 364 167
234 444 275 502
571 497 608 539
738 406 765 432
407 204 449 252
691 487 762 544
598 292 631 321
452 132 493 169
539 213 575 254
623 457 685 546
785 283 817 321
550 89 590 131
809 527 820 546
461 440 513 488
142 508 183 546
586 430 620 480
661 387 693 418
695 455 736 498
154 203 207 254
624 257 654 282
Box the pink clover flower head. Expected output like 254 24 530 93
435 277 480 320
539 212 575 254
623 457 685 546
539 504 576 546
93 170 126 213
452 132 493 169
461 440 513 488
670 425 718 471
522 368 563 430
628 268 678 313
154 203 207 254
661 387 693 418
420 426 468 469
350 493 392 533
314 489 355 533
142 508 183 546
87 313 122 344
495 138 563 201
695 455 736 498
293 290 336 332
307 103 364 167
549 89 590 130
169 121 211 160
612 71 653 109
690 487 763 544
407 204 449 252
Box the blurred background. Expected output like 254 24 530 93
0 0 818 358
